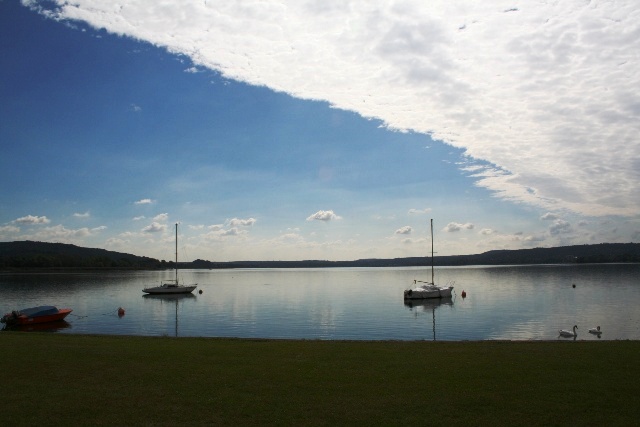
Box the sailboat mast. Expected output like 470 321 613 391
431 219 434 284
175 223 178 284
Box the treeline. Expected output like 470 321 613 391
189 243 640 268
1 241 639 270
0 241 159 269
442 243 640 266
189 258 428 269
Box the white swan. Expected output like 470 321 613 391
559 325 578 337
588 326 602 334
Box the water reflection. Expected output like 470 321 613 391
143 293 196 337
2 319 71 333
404 297 454 341
1 265 639 340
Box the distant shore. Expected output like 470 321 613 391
2 241 640 270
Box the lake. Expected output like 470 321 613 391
1 264 639 341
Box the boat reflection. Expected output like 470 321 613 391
404 297 454 341
2 319 71 333
143 293 196 337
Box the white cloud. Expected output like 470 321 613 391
133 215 145 221
0 225 20 234
549 219 571 235
395 226 412 235
278 232 303 242
73 211 90 218
28 1 640 217
105 237 128 247
524 235 546 243
142 222 166 233
134 198 154 205
221 227 241 236
203 226 247 239
408 208 431 215
541 212 560 221
153 213 169 222
444 222 474 232
306 210 342 222
14 215 50 224
479 228 496 235
19 224 97 241
227 217 256 227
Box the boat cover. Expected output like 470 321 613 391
18 306 60 317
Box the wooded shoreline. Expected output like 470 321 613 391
2 240 640 270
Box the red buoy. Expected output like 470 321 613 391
117 307 125 317
461 290 467 298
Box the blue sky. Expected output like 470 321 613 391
1 0 639 261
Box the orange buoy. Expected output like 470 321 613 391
461 290 467 298
117 307 125 317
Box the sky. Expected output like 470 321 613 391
1 0 639 262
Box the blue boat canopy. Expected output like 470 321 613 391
18 306 59 317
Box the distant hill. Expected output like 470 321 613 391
189 243 640 268
1 241 639 270
433 243 640 266
0 241 160 269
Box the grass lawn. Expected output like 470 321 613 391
1 333 638 426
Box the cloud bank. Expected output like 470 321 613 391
14 215 50 225
26 0 640 217
444 222 474 232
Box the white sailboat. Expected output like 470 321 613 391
143 223 197 295
404 219 454 300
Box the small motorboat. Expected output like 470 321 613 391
1 305 72 326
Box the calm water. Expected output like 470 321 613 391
1 264 639 341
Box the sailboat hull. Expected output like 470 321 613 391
438 286 453 298
142 284 197 295
404 285 453 300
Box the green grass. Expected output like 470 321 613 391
1 333 638 426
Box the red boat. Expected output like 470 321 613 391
1 306 72 326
